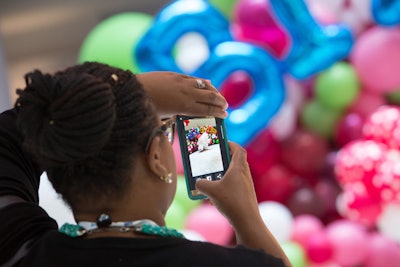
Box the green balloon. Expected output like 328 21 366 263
301 100 343 139
281 242 307 267
165 201 186 230
386 89 400 105
315 61 360 111
209 0 238 19
78 12 153 73
174 176 201 214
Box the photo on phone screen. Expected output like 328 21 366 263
176 116 230 200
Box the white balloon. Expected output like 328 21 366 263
269 102 297 141
39 173 75 226
258 201 294 243
377 203 400 243
175 32 209 73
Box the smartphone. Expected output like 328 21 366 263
176 115 230 200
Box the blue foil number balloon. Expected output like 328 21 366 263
194 41 285 146
372 0 400 26
135 0 232 73
270 0 354 79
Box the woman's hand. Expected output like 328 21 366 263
137 71 228 118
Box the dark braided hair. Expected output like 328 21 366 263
15 62 159 211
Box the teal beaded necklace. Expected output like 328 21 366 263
59 214 184 239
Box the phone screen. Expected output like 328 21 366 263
176 116 230 199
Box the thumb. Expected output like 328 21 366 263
195 178 217 198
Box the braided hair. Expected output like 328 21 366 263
15 62 158 211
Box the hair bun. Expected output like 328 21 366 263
16 70 116 168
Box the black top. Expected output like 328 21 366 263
0 109 285 267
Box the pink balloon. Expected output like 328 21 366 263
220 70 253 108
348 90 385 119
185 204 233 245
373 150 400 204
232 0 290 57
334 140 388 186
339 183 382 226
334 112 364 147
351 26 400 93
305 231 334 264
291 215 324 247
172 132 184 175
365 233 400 267
363 105 400 150
326 220 369 267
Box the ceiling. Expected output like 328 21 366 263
0 0 171 106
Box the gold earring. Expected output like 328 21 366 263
160 173 173 184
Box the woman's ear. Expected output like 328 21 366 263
146 135 167 178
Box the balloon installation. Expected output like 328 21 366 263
71 0 400 266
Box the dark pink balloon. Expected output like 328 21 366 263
254 163 298 203
246 129 280 179
314 178 341 216
288 187 325 218
305 231 334 264
220 70 253 108
232 0 290 57
335 112 364 147
280 130 330 183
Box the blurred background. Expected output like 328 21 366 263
1 1 400 267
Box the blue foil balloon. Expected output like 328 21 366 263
270 0 354 79
135 0 232 73
372 0 400 26
194 41 285 146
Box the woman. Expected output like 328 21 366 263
0 62 291 267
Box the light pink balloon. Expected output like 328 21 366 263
305 231 334 264
185 204 233 245
365 233 400 267
326 220 369 267
291 215 324 247
351 26 400 93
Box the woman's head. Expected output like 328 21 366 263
15 62 160 211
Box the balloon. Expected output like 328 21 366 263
351 26 400 93
284 76 307 112
377 203 400 242
337 183 382 226
365 233 400 267
232 0 290 57
305 231 334 264
185 203 233 245
194 41 285 146
165 201 186 230
208 0 238 19
325 220 369 267
314 62 360 111
220 70 254 108
269 0 354 79
287 187 325 217
254 163 298 203
281 242 307 267
363 105 400 150
280 129 330 180
172 133 184 175
78 12 153 73
314 179 342 219
245 128 280 178
291 214 324 247
135 0 232 73
300 100 343 140
258 201 294 243
268 102 297 141
372 0 400 26
385 89 400 105
334 139 388 186
348 91 386 119
334 112 364 147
